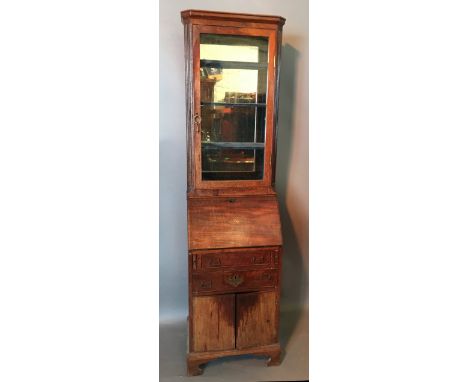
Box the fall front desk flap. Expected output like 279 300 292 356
188 195 282 250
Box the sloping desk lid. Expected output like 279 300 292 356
188 196 283 251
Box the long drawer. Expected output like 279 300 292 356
191 247 280 272
192 269 278 295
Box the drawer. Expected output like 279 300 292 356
193 248 280 271
192 269 278 295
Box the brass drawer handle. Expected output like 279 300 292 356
252 255 267 264
208 257 221 267
255 272 272 281
200 280 212 289
225 274 244 287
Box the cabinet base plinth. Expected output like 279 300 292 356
187 343 281 376
187 360 203 376
266 347 282 366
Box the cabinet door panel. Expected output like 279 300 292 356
199 33 269 182
192 294 235 352
235 291 277 349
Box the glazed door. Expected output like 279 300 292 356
235 291 278 349
192 26 277 189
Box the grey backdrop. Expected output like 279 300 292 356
160 0 309 323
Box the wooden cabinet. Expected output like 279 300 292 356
181 9 286 376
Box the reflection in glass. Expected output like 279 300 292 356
200 34 268 181
201 105 265 143
202 148 264 181
200 41 260 62
201 68 266 104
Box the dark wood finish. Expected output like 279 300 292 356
194 247 279 271
272 28 283 187
189 186 276 197
183 9 285 376
188 196 282 250
181 10 285 30
192 269 279 295
183 21 196 193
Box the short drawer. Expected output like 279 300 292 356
192 269 278 295
193 248 280 271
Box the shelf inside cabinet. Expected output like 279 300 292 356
201 102 266 107
202 142 264 149
200 59 268 70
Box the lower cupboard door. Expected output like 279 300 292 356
192 294 235 352
235 291 278 349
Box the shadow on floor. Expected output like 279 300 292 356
159 308 308 382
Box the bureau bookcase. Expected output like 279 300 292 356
181 10 286 376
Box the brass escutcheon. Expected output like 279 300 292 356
252 255 266 264
225 274 244 287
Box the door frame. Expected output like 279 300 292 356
191 25 278 190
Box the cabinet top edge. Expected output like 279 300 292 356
181 9 286 27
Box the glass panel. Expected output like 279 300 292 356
201 68 267 104
200 41 260 62
202 147 264 181
201 105 266 143
200 33 268 181
200 34 268 62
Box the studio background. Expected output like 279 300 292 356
159 0 309 380
3 1 468 381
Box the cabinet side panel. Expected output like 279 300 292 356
192 294 235 352
236 291 277 349
271 28 283 187
184 23 195 192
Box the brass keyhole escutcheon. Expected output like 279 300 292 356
194 113 201 132
226 274 244 287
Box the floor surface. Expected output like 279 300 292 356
159 308 308 382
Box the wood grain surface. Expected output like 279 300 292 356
194 247 278 271
192 294 235 352
236 291 277 349
181 9 285 30
188 196 282 250
192 269 278 295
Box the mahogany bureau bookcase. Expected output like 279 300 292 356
181 10 286 376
